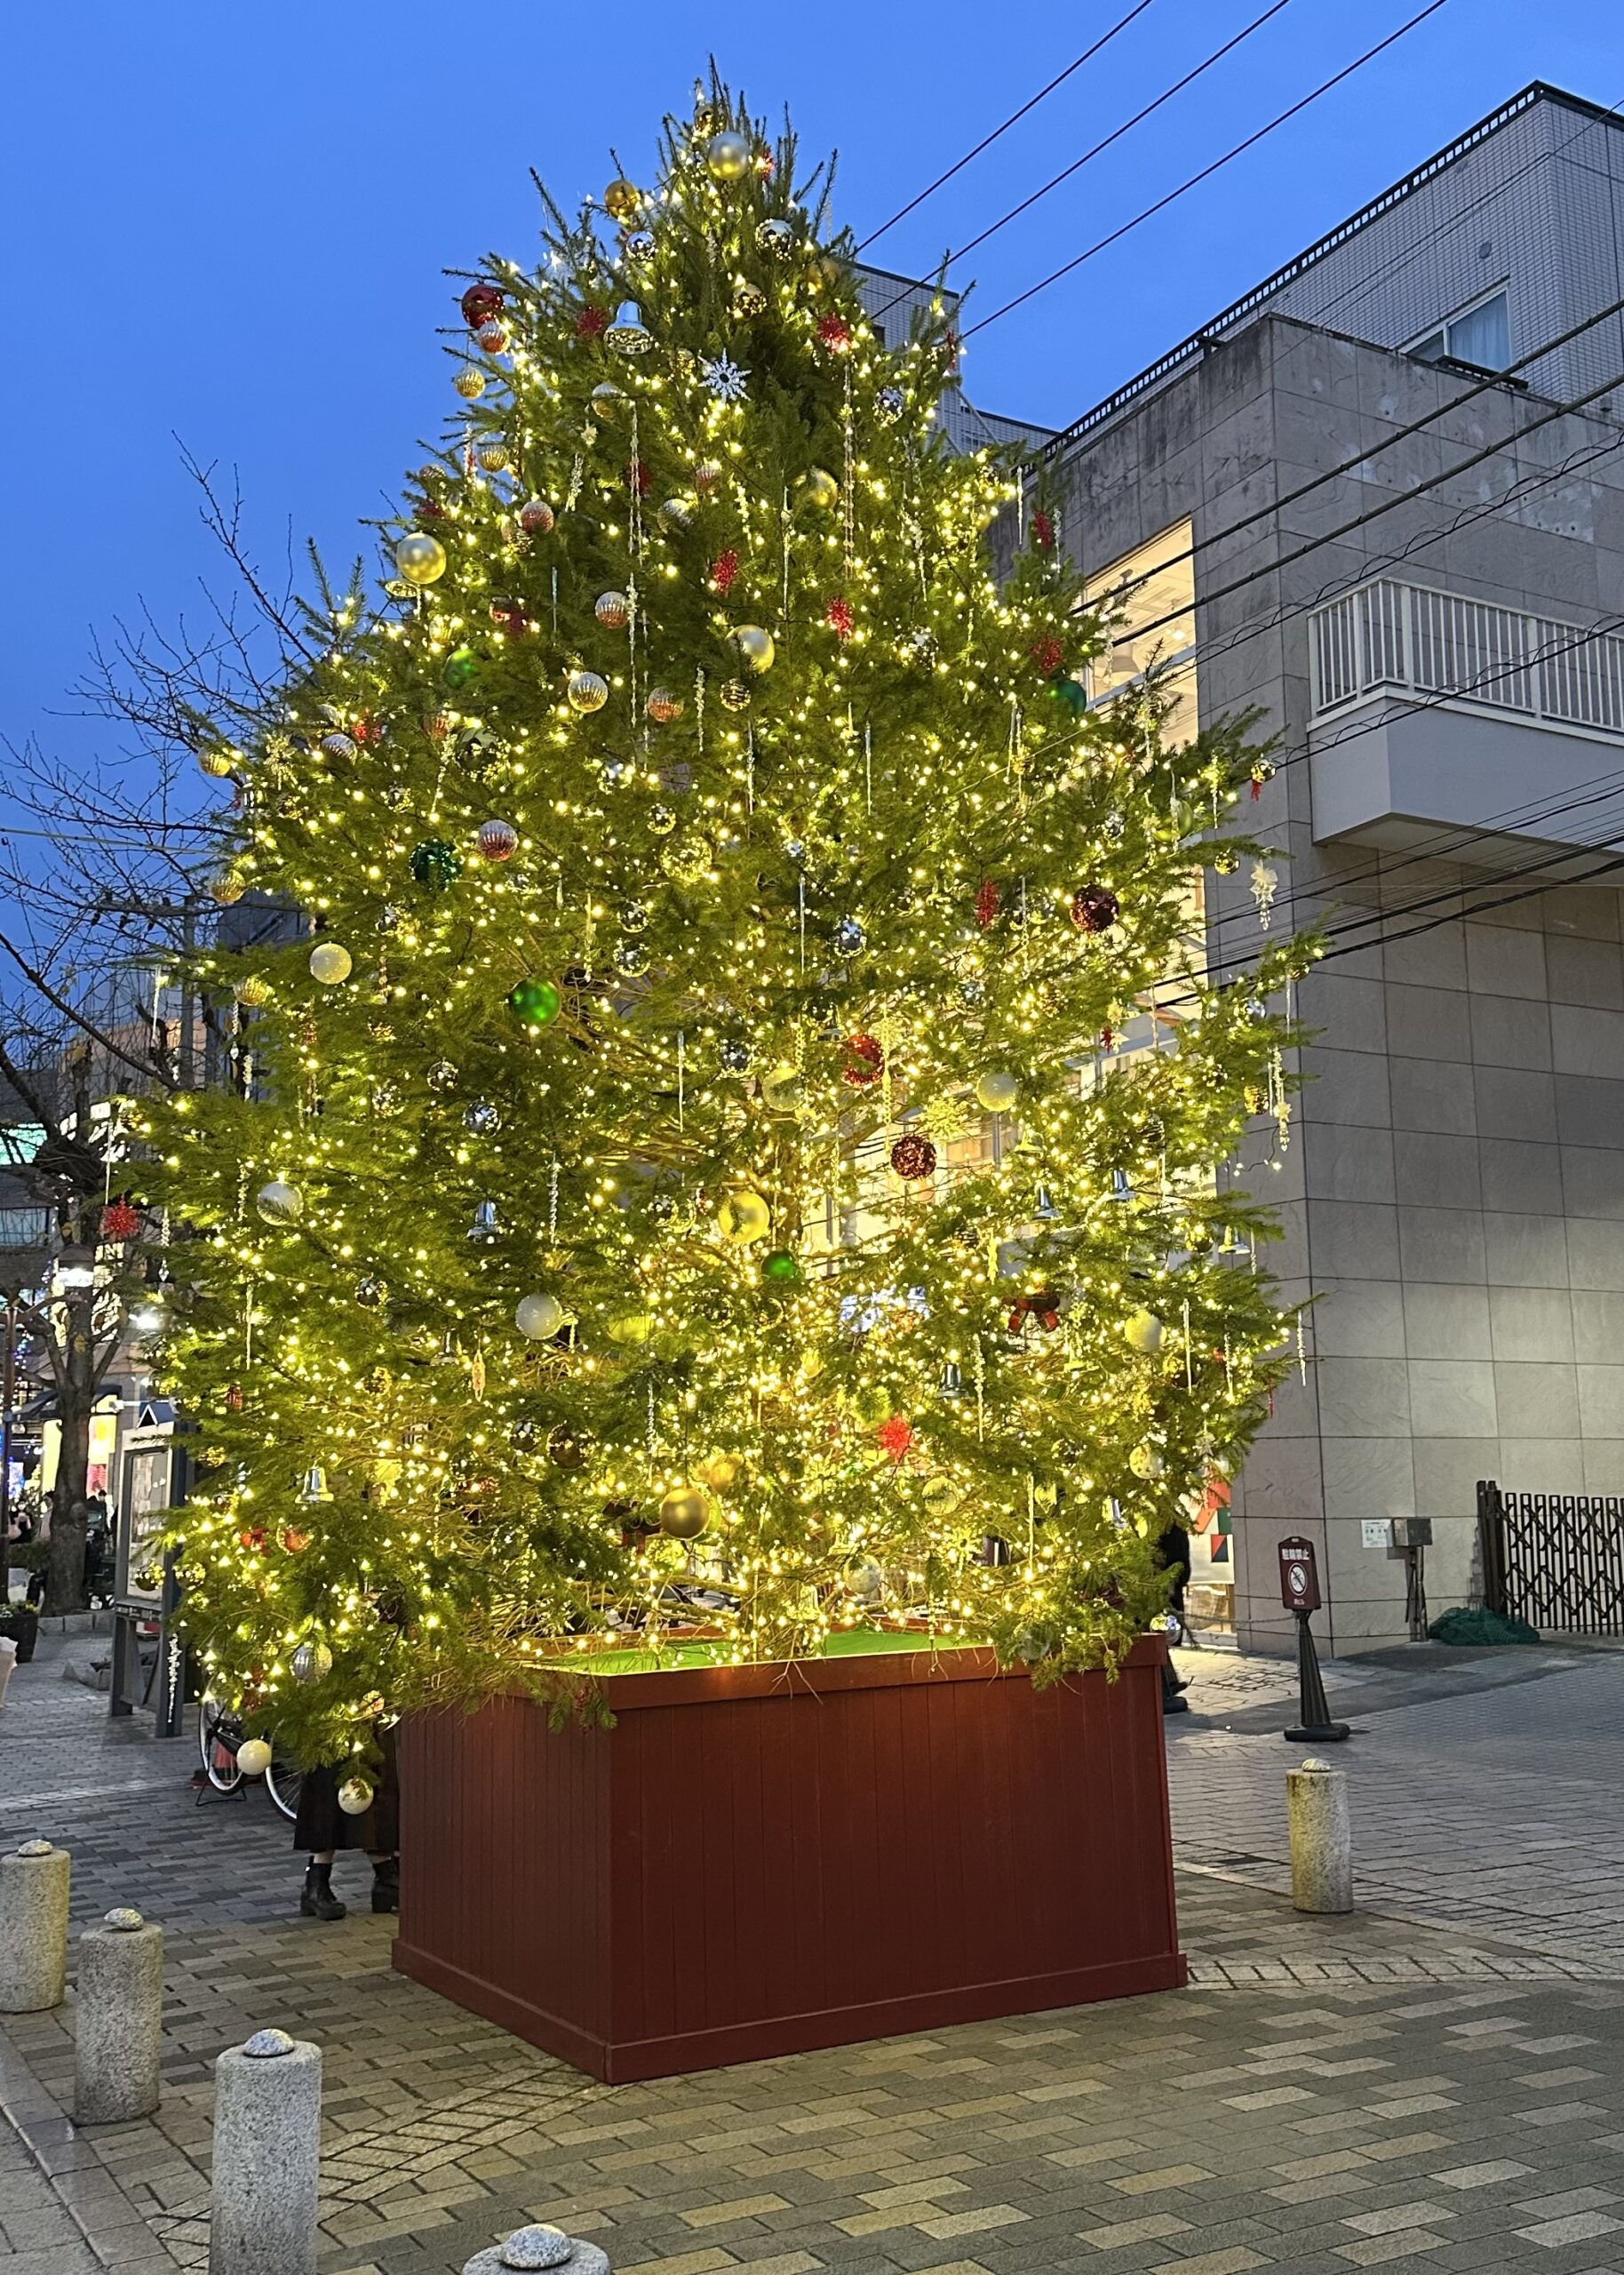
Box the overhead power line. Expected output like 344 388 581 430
856 0 1160 252
963 1 1451 340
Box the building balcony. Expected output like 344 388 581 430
1306 576 1624 862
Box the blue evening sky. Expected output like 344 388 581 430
3 0 1620 789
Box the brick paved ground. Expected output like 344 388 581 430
5 1624 1624 2274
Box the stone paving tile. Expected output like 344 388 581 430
12 1638 1624 2271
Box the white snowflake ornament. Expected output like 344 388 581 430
699 353 750 403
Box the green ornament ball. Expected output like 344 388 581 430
410 839 463 892
442 645 481 692
509 976 562 1031
761 1248 802 1289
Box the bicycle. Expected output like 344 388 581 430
197 1693 304 1822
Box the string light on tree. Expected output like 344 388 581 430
141 71 1309 1771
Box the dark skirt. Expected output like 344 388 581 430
292 1722 399 1854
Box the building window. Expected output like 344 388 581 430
1409 288 1509 373
1081 520 1198 746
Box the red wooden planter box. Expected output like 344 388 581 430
394 1639 1185 2082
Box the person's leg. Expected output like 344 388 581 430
367 1848 400 1913
300 1849 346 1919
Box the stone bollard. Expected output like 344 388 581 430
76 1906 164 2122
0 1839 70 2011
464 2227 611 2275
211 2028 322 2275
1288 1755 1353 1914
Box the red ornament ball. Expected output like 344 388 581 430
975 879 1001 930
1029 635 1065 676
1071 883 1119 935
460 282 505 330
518 497 555 536
475 320 508 355
825 595 855 640
477 818 519 863
576 305 609 339
890 1132 936 1181
101 1199 141 1242
876 1415 913 1462
841 1034 884 1088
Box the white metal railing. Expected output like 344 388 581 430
1310 577 1624 738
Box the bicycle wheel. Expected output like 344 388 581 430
265 1739 303 1824
199 1695 244 1793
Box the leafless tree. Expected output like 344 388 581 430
0 450 350 1607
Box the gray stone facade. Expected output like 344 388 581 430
1053 287 1624 1653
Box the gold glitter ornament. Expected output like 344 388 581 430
567 670 609 714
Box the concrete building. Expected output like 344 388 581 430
1047 83 1624 1653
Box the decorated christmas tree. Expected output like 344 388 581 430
141 76 1310 1770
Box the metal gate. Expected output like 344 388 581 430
1477 1479 1624 1635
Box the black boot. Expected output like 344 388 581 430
370 1856 400 1915
300 1860 346 1921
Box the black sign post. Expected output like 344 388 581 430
1278 1536 1349 1744
111 1425 189 1736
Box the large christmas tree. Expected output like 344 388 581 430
142 77 1310 1769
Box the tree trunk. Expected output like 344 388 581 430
44 1299 95 1615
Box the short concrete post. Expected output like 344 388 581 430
210 2028 322 2275
463 2226 612 2275
0 1839 70 2011
75 1906 163 2122
1288 1755 1353 1914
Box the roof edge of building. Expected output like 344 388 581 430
1043 79 1613 463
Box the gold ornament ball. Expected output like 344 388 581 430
1124 1308 1165 1355
646 686 684 723
308 942 353 986
705 129 752 181
760 1063 802 1114
595 590 631 630
475 437 510 473
975 1069 1020 1113
719 678 752 712
921 1476 964 1518
589 381 625 419
453 365 485 399
730 624 775 674
210 868 247 906
568 669 609 714
197 746 235 778
659 1483 712 1539
716 1187 771 1244
235 1738 273 1778
731 282 768 321
799 467 839 514
603 176 641 220
695 1452 740 1490
234 976 272 1010
394 531 448 587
